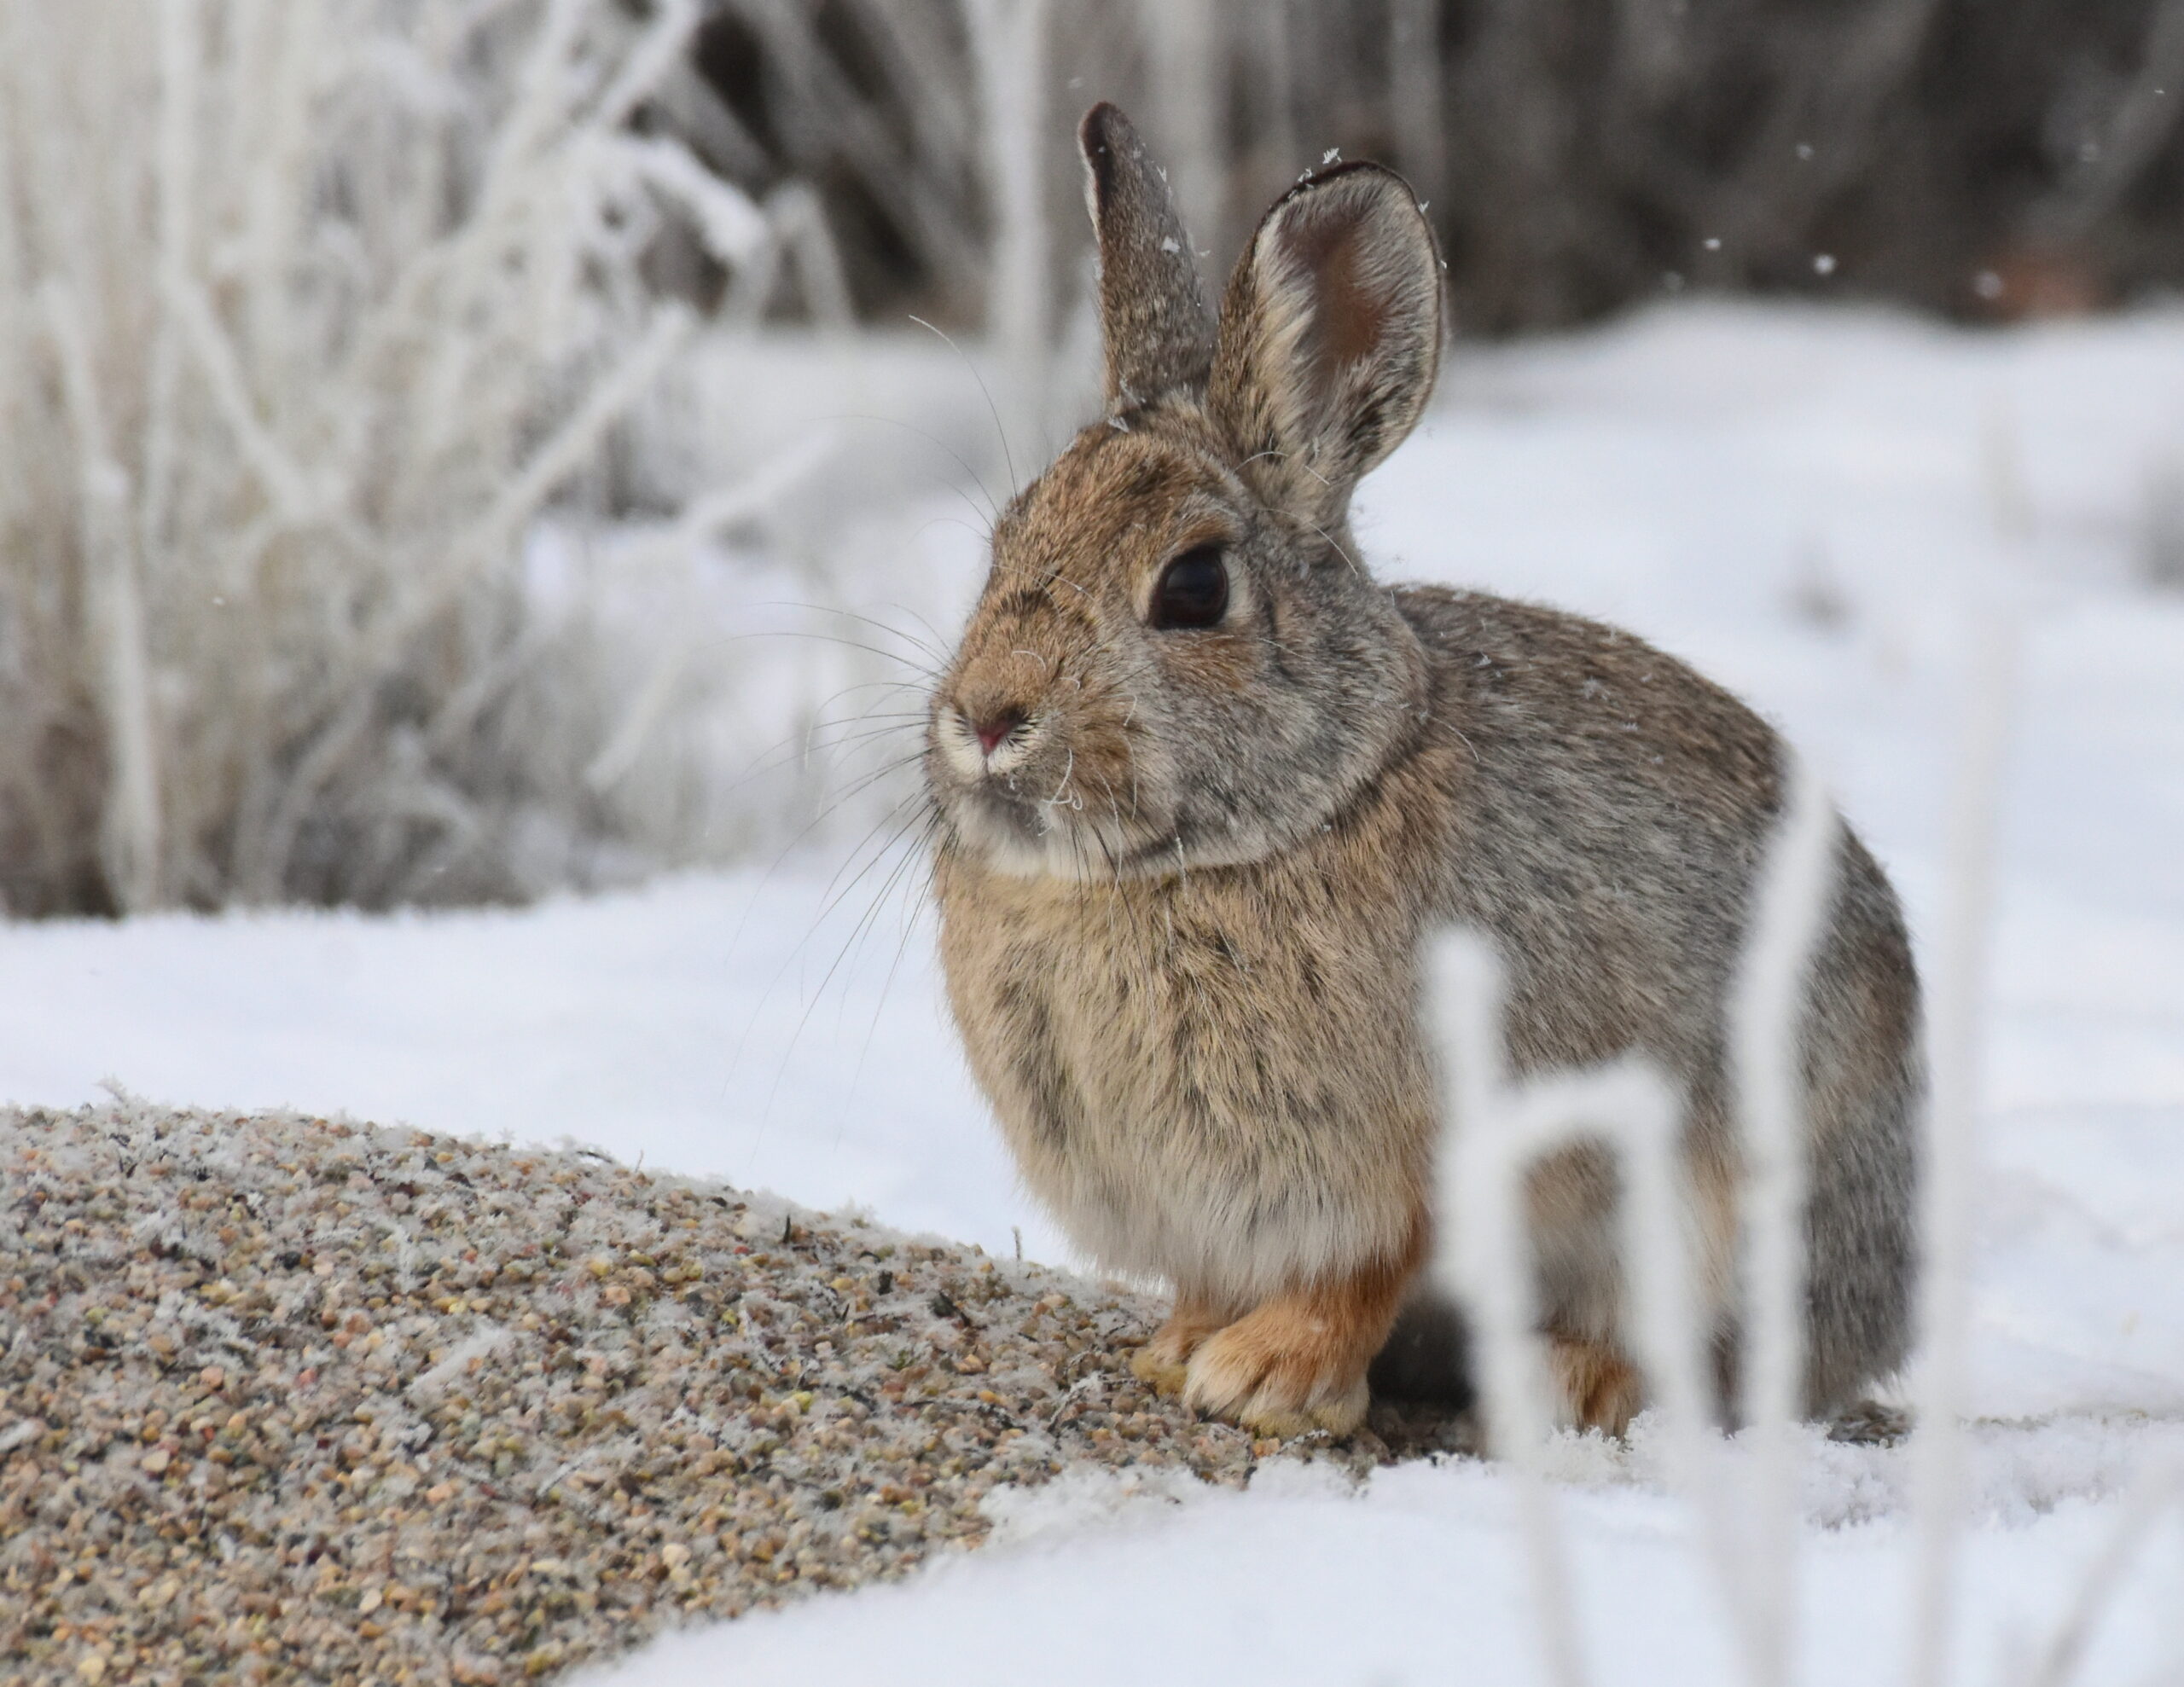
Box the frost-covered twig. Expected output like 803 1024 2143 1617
1432 931 1712 1687
1905 599 2019 1687
1728 751 1838 1687
42 282 161 913
965 0 1053 467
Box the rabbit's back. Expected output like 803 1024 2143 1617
1400 586 1921 1412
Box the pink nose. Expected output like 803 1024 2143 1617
970 709 1024 756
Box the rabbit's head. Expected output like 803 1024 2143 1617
929 104 1443 879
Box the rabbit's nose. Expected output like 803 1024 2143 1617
971 708 1025 756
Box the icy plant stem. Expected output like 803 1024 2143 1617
161 270 317 525
1905 600 2019 1687
1432 925 1785 1687
1433 934 1590 1687
140 0 199 572
965 0 1052 466
1137 0 1222 244
588 0 699 131
43 282 161 913
1730 751 1838 1687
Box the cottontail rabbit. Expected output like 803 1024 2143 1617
926 104 1920 1439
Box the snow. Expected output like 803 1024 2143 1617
568 1441 2184 1687
6 301 2183 1684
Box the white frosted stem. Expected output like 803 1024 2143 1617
608 133 770 267
770 183 857 329
1432 934 1590 1687
44 281 161 912
252 301 694 896
966 0 1052 464
3 0 802 911
589 0 700 132
446 304 695 591
161 270 319 525
239 0 321 424
1904 601 2018 1687
1136 0 1223 246
1729 750 1838 1687
1432 926 1778 1687
140 0 200 571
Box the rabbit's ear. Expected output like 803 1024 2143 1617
1080 102 1213 412
1209 164 1442 529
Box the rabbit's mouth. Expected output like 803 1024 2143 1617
926 704 1178 880
929 728 1304 883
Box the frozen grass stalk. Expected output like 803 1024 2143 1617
1905 599 2018 1687
1432 932 1590 1687
1729 751 1838 1687
1432 932 1728 1687
43 281 160 912
1434 748 1854 1687
967 0 1054 464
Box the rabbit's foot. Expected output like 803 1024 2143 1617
1180 1255 1414 1438
1546 1333 1643 1436
1182 1305 1372 1436
1130 1293 1236 1396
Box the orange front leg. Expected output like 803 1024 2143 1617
1131 1287 1242 1397
1182 1230 1422 1438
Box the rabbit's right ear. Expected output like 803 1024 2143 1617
1208 164 1443 532
1080 102 1213 413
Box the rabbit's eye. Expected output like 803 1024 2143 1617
1149 546 1228 630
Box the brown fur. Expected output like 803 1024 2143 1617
1547 1334 1647 1437
924 107 1921 1441
1131 1288 1241 1395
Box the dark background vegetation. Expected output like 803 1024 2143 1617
661 0 2184 333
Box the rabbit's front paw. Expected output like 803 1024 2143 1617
1181 1301 1374 1438
1130 1292 1237 1396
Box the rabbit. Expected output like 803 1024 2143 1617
924 102 1921 1440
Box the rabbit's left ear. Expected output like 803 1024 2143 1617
1080 102 1214 413
1209 164 1442 530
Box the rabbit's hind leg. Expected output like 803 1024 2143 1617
1130 1289 1242 1396
1181 1234 1420 1438
1545 1330 1643 1436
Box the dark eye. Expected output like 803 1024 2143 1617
1149 546 1228 630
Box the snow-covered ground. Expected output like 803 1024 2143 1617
7 302 2182 1684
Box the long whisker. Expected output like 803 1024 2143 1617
704 704 923 810
755 801 939 1136
800 409 1000 529
719 788 930 1100
740 600 955 669
678 626 943 679
843 815 948 1128
909 313 1018 500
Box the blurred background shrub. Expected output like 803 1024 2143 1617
5 0 2181 916
690 0 2184 333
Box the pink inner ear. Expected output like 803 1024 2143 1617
1289 211 1389 380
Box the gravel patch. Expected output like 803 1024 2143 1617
0 1103 1464 1685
